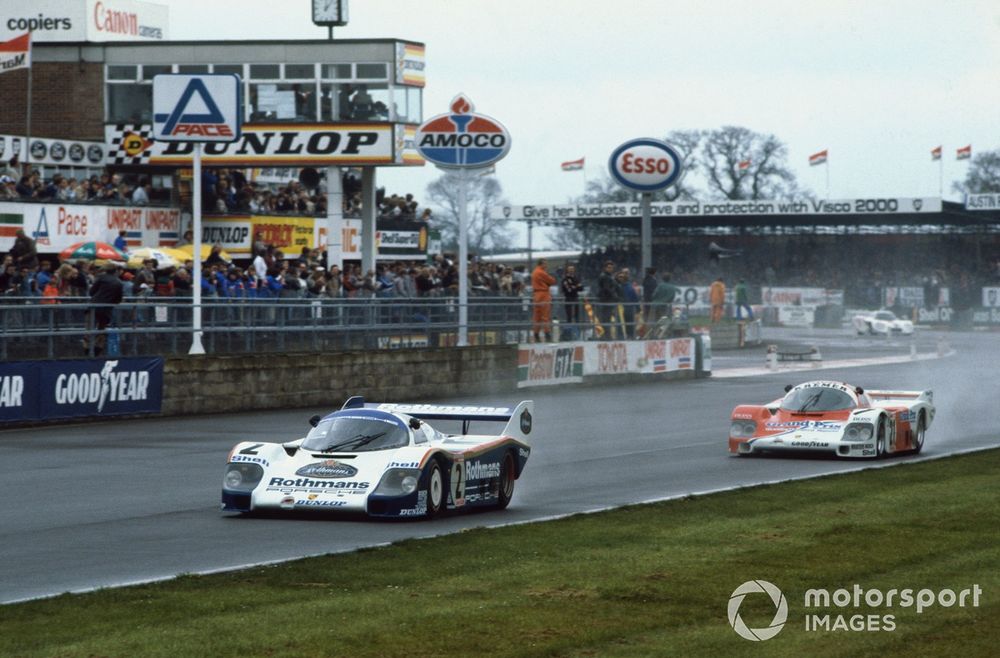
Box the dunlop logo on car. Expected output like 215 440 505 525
295 460 358 478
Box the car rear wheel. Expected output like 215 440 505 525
496 452 516 509
912 413 925 454
426 461 444 516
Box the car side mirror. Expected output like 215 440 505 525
767 406 779 416
308 414 321 427
409 418 422 430
784 384 793 393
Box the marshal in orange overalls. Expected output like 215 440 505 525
531 261 557 341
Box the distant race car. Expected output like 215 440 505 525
222 397 534 518
729 380 934 458
852 309 914 336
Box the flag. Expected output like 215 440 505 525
956 145 971 160
808 149 828 166
561 157 585 171
931 145 942 161
0 32 30 74
738 159 751 170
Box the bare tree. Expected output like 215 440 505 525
700 126 800 200
425 172 513 254
953 149 1000 195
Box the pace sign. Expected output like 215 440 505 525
608 138 683 192
415 94 510 169
152 74 242 143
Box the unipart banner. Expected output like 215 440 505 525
516 344 584 388
492 197 942 220
0 202 180 253
0 0 167 42
106 123 400 167
0 357 163 423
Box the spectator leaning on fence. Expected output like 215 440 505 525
85 262 124 356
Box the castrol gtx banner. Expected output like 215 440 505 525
517 344 584 388
0 358 163 422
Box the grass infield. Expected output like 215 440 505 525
2 449 998 657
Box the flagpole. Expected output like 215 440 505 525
938 155 943 197
582 164 587 197
24 33 32 175
825 159 830 200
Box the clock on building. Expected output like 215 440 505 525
312 0 349 26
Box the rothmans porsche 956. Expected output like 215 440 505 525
729 380 934 458
222 397 533 518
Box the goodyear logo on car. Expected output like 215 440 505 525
415 94 511 169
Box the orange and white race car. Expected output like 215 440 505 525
729 380 934 458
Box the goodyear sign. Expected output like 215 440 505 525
415 94 510 169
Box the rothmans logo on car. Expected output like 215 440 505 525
295 460 358 479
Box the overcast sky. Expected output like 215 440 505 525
167 0 1000 217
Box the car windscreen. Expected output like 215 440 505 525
875 311 895 321
780 387 855 412
302 414 410 452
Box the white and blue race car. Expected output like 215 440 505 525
222 397 533 518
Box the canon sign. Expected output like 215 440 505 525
1 1 167 42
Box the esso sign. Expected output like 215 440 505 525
608 138 683 192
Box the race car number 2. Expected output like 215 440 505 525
450 457 466 507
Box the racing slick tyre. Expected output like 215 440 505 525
496 452 516 510
426 461 444 516
912 413 926 454
875 418 887 459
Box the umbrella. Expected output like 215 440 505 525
175 243 233 264
59 241 127 262
126 247 186 270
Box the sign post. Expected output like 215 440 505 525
608 138 683 271
415 94 511 346
152 74 242 355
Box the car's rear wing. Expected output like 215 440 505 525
346 397 534 439
866 389 933 405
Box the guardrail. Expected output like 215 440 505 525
0 296 542 359
0 295 696 359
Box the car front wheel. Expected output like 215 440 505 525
426 461 444 516
875 419 887 458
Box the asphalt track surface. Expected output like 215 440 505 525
1 327 997 604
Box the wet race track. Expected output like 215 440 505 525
1 327 997 603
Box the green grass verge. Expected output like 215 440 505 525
2 450 998 658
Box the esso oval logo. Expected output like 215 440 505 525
608 138 683 192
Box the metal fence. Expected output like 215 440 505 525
0 295 547 359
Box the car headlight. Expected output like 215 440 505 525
224 463 264 491
844 423 874 442
374 468 422 496
730 420 757 438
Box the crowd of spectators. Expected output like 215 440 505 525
575 235 1000 310
1 159 434 227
